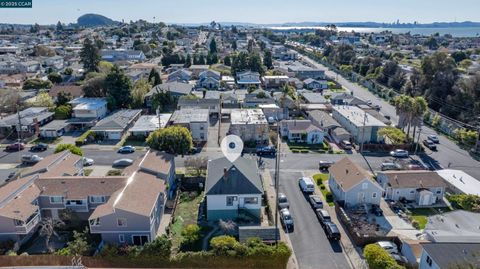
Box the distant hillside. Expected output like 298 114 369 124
77 14 117 27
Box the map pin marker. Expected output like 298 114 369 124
221 135 244 163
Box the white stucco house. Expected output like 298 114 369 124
280 119 324 144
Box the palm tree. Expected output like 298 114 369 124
393 95 413 133
39 218 64 253
411 96 428 142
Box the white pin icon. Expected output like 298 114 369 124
221 135 243 163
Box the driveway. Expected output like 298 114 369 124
275 171 350 269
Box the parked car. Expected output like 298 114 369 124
427 135 439 143
299 177 315 194
308 195 323 209
370 204 383 216
113 158 133 167
82 157 95 166
30 143 48 152
373 104 382 111
319 160 335 170
423 139 437 151
390 149 409 158
407 164 427 170
6 171 18 182
6 142 25 151
118 145 136 153
340 140 352 150
278 193 290 209
315 209 331 228
376 241 399 254
256 146 276 156
21 155 43 164
324 222 341 241
188 147 199 155
280 208 294 231
381 162 402 171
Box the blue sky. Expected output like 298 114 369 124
0 0 478 25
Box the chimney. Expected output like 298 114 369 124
346 169 349 174
223 167 228 181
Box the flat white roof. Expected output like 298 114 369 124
130 114 171 132
230 109 268 125
333 105 386 127
436 169 480 196
259 104 280 109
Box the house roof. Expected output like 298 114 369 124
281 120 321 133
146 82 194 97
0 176 40 221
39 119 70 131
307 110 340 129
129 114 171 132
205 157 263 195
381 171 447 188
170 109 209 124
91 109 141 131
22 151 79 177
436 169 480 196
48 85 83 99
36 176 127 200
123 150 174 177
329 157 376 191
0 107 53 127
420 243 480 268
300 92 329 104
425 210 480 243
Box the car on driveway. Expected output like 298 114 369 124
308 195 323 209
82 157 95 166
376 241 399 254
299 177 315 194
427 135 439 143
118 145 136 153
340 140 352 150
6 142 25 151
390 149 409 158
315 209 331 228
319 160 335 170
280 208 294 231
423 139 437 151
21 155 43 164
381 162 402 171
324 222 341 241
278 193 290 209
113 158 133 167
30 143 48 152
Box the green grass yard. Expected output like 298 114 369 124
313 173 333 206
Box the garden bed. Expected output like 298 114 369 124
313 173 333 206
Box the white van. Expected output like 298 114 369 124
299 177 315 194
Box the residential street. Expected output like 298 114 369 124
275 170 350 269
299 54 480 180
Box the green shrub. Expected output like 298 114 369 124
181 224 201 247
300 150 309 153
75 130 97 146
54 143 83 156
142 235 171 258
210 235 239 256
411 220 420 229
448 194 480 212
320 185 326 190
291 149 299 153
106 170 122 176
364 244 405 269
325 192 333 203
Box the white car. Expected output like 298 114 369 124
427 135 440 143
376 241 399 254
280 208 294 230
299 177 315 194
390 149 409 158
82 157 94 166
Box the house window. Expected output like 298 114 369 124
226 196 236 206
119 234 125 243
200 126 204 130
66 200 84 205
372 193 377 198
13 219 23 226
89 196 106 203
244 197 258 204
89 218 100 226
426 256 432 267
362 183 368 190
117 218 127 227
410 190 415 194
436 190 442 194
49 196 63 204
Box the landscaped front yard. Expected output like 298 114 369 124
407 207 452 230
288 141 330 153
313 173 333 206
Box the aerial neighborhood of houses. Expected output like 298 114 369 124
0 14 479 269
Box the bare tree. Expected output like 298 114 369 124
38 218 64 253
184 156 208 177
218 219 237 236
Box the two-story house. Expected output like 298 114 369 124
197 70 221 90
205 157 263 222
236 71 261 88
68 98 108 129
168 109 209 142
167 69 192 83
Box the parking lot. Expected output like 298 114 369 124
275 171 350 269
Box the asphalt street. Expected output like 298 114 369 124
275 171 350 269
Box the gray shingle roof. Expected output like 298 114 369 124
146 82 193 97
205 157 263 195
421 242 480 268
91 109 141 131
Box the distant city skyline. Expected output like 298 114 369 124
0 0 478 25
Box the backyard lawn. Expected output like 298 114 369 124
169 192 209 252
408 207 452 230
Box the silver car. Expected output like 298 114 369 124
113 158 133 167
278 193 290 209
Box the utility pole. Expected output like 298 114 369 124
360 111 367 153
16 105 22 163
414 126 422 155
274 124 281 245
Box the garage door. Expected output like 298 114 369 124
108 132 121 140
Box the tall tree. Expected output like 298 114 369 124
148 68 162 86
209 38 218 53
263 49 273 69
80 38 101 73
131 78 151 108
231 40 237 51
104 65 132 109
184 54 192 68
56 21 63 32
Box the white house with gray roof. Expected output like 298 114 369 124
280 119 324 144
91 109 141 140
205 157 263 222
